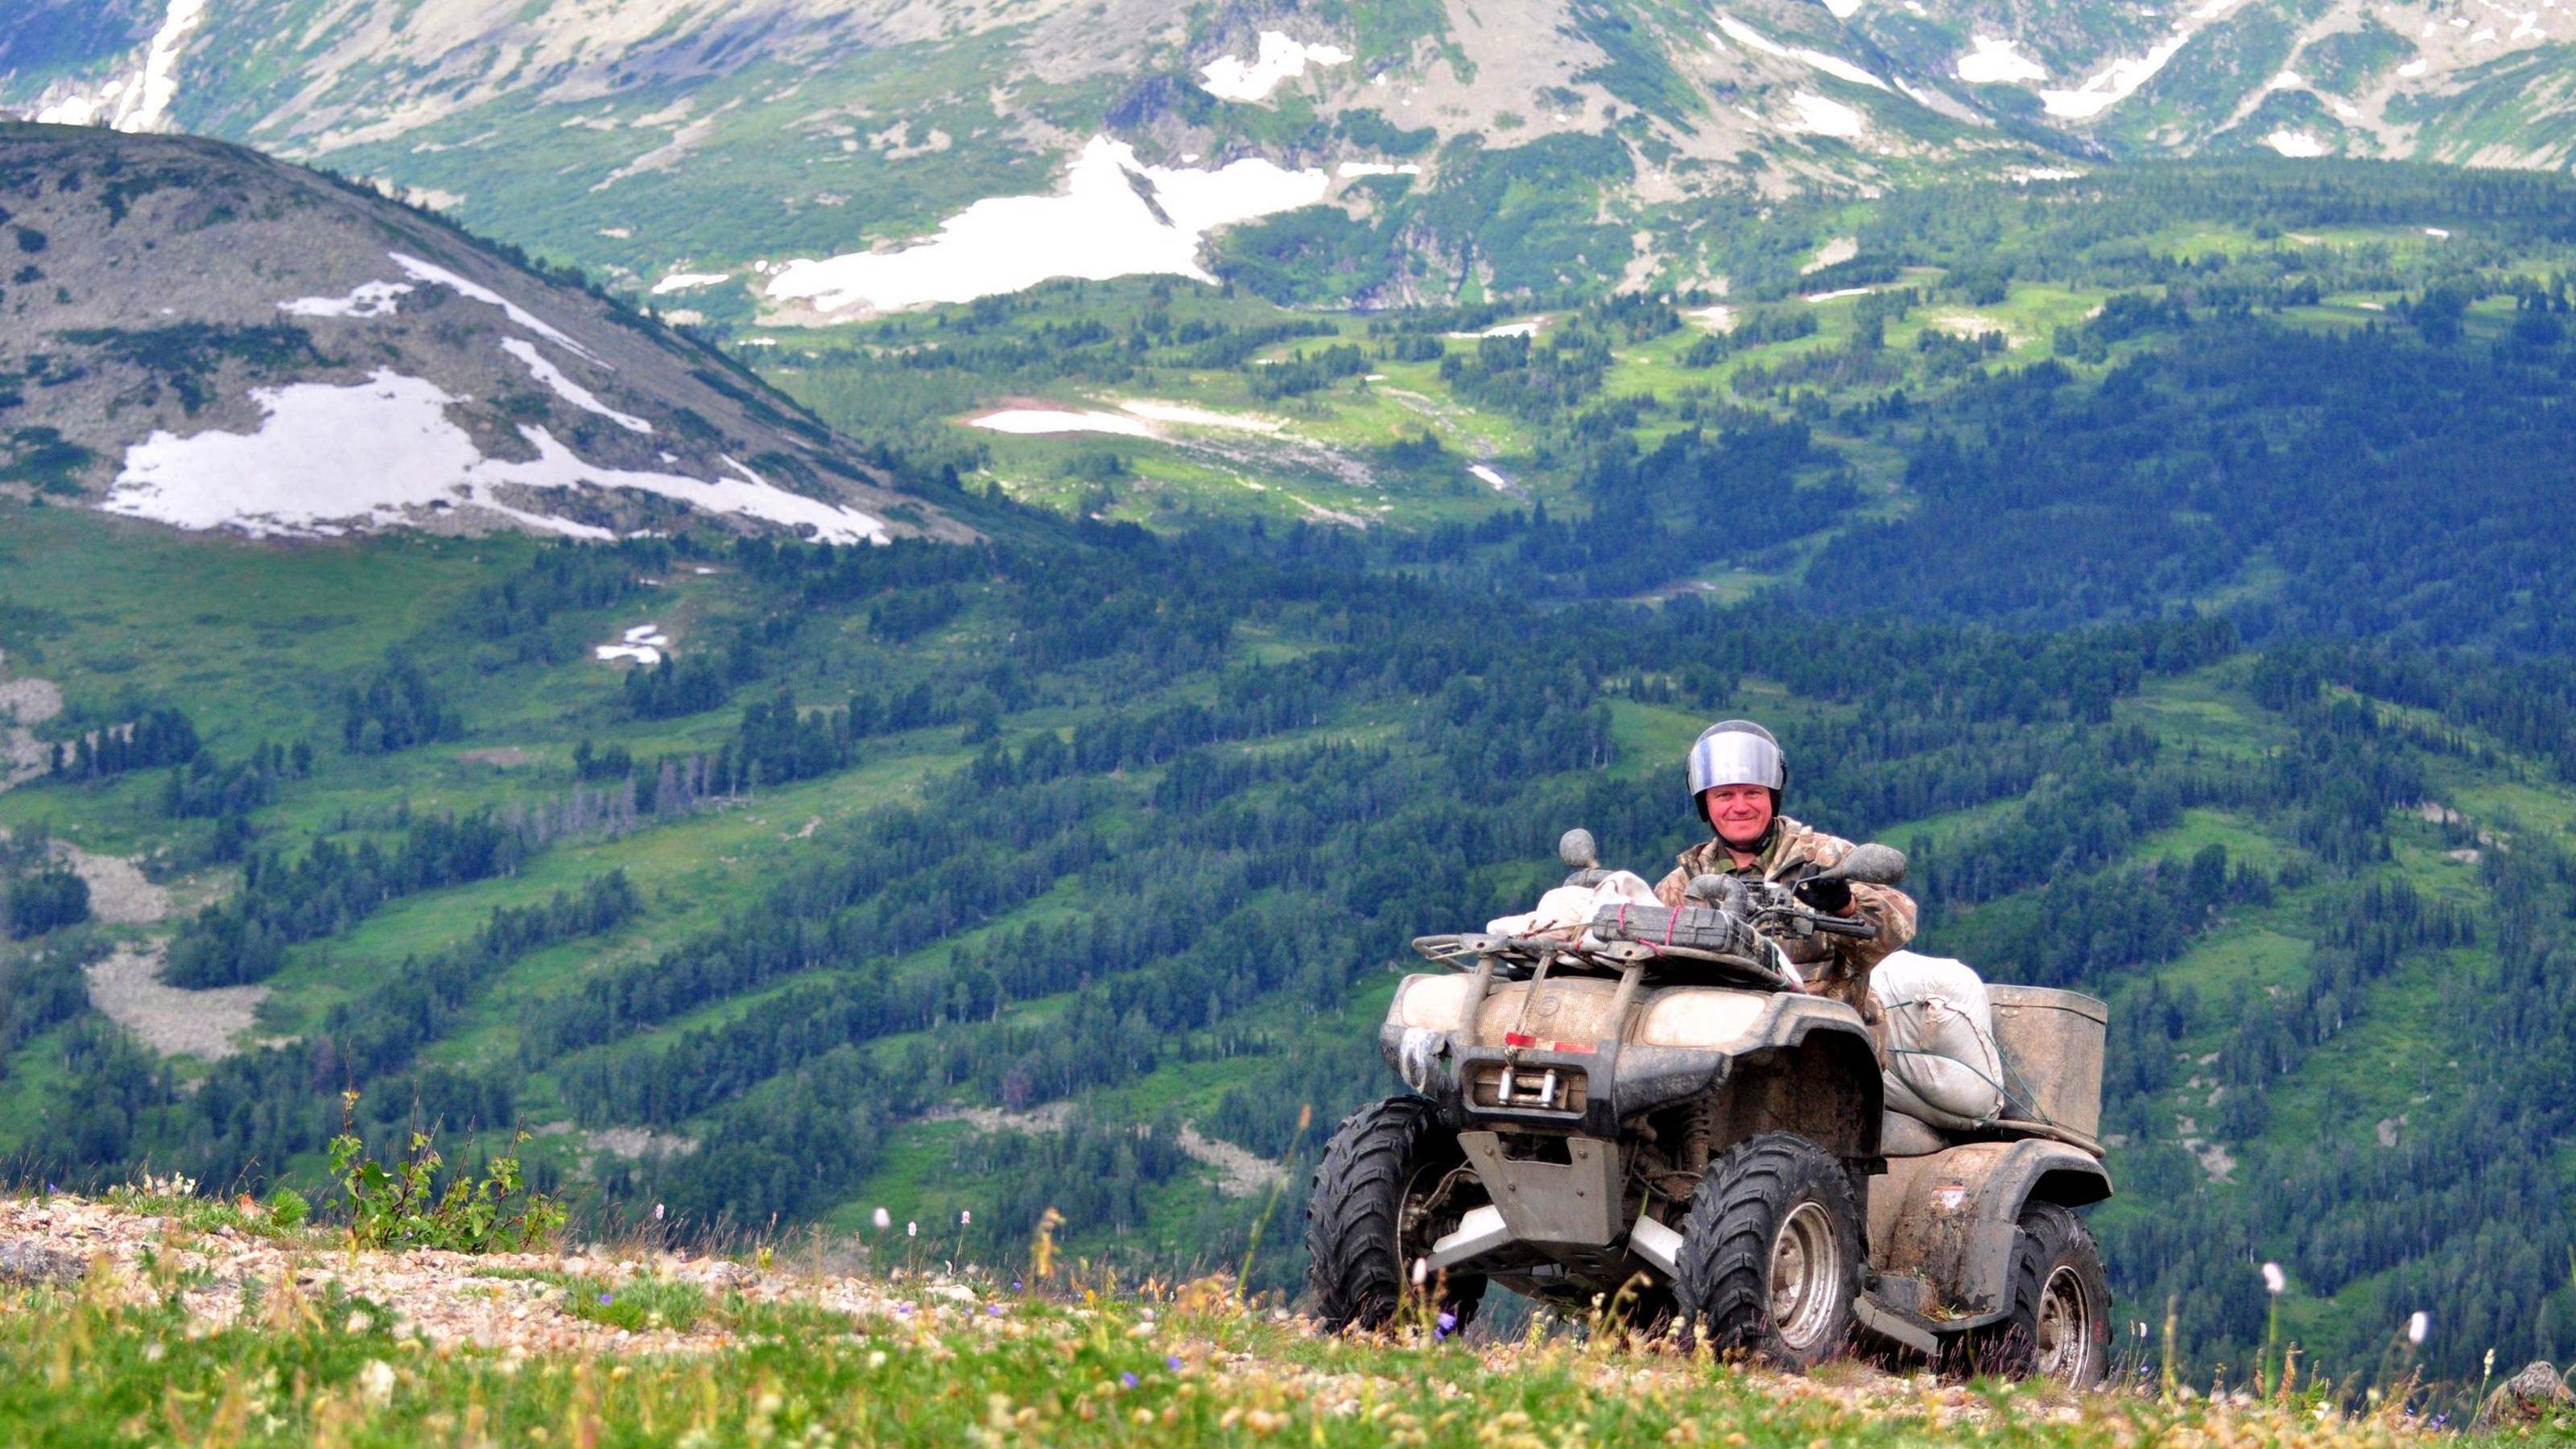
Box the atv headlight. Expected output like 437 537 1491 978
1390 973 1475 1030
1635 990 1768 1050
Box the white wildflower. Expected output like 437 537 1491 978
873 1207 893 1231
2260 1261 2285 1295
358 1359 397 1406
654 1203 666 1222
2407 1311 2428 1345
960 1210 971 1226
908 1220 918 1238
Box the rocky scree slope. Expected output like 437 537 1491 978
0 124 970 544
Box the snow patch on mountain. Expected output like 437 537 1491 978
1714 16 1891 90
968 408 1156 438
1785 92 1868 138
2041 35 2193 118
766 137 1331 317
597 624 671 666
1955 36 2047 85
2034 0 2264 119
29 0 206 133
2265 129 2328 157
651 273 733 295
101 370 884 544
278 281 414 319
391 253 608 367
128 0 207 132
502 340 651 435
1199 32 1355 102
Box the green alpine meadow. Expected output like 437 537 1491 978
3 0 2576 1441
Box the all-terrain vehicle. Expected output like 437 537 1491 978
1306 832 2114 1385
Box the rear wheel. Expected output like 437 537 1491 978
1955 1202 2110 1386
1674 1132 1862 1367
1305 1096 1488 1333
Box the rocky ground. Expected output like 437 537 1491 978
0 655 62 791
1 1190 2568 1445
0 1191 932 1358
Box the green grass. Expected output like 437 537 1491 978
2 1216 2559 1447
469 1267 712 1332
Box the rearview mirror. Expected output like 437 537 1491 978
1558 828 1600 870
1815 842 1908 888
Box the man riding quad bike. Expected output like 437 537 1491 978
1303 724 2115 1384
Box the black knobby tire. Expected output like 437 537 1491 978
1955 1202 2112 1386
1674 1132 1863 1368
1304 1096 1487 1333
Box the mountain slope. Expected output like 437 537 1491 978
8 0 2573 316
0 123 969 543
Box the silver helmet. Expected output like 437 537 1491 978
1686 720 1786 824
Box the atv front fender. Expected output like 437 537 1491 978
1870 1139 2112 1330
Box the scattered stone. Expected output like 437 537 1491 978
0 1193 925 1355
2473 1360 2574 1430
0 1237 87 1286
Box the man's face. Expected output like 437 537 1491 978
1701 783 1775 847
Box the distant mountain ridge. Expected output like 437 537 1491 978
6 0 2569 312
0 124 970 544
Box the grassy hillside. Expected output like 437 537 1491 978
4 491 2572 1385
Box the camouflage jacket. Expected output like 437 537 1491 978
1652 815 1917 1013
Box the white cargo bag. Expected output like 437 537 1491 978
1870 949 2004 1130
1485 871 1661 939
1485 874 1802 986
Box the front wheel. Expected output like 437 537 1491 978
1674 1132 1862 1367
1304 1096 1487 1333
1955 1202 2111 1386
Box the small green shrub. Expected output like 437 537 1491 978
328 1093 567 1254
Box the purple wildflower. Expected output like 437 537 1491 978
598 1293 614 1307
1166 1356 1183 1372
987 1304 1005 1318
1121 1373 1138 1388
1436 1311 1458 1338
1012 1279 1023 1291
896 1303 913 1315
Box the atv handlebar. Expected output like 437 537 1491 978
1407 856 1882 993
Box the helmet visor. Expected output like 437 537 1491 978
1689 729 1785 796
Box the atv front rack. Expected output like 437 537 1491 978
1410 902 1806 993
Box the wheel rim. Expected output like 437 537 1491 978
1769 1201 1843 1352
1398 1162 1476 1286
2034 1265 2096 1385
